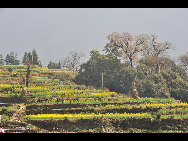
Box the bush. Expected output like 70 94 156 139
161 71 188 101
48 71 77 82
171 89 188 103
136 74 170 98
114 67 137 94
136 64 148 80
136 79 156 98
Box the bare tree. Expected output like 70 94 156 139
142 34 175 57
106 32 148 67
141 34 175 73
61 51 85 71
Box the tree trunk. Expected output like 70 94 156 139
129 57 133 67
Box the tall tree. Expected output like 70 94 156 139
142 34 175 57
141 34 175 73
22 49 41 66
32 49 40 65
0 54 4 65
22 52 29 65
75 50 123 91
22 51 32 65
27 52 32 64
106 32 148 67
5 51 20 65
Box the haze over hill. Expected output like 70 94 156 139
0 8 188 66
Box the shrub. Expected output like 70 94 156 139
161 71 188 102
48 71 77 82
114 67 137 94
171 89 188 103
136 73 170 98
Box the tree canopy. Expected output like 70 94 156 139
22 49 41 66
5 51 20 65
47 61 61 69
75 32 188 101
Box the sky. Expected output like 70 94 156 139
0 8 188 66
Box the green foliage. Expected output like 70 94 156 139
49 71 77 82
136 73 170 98
22 52 31 65
75 49 187 99
47 61 61 69
103 42 122 58
136 79 156 98
5 51 20 65
32 49 41 65
75 50 123 91
136 56 188 99
161 71 187 90
0 54 4 65
161 71 188 102
114 67 137 94
138 56 177 74
136 64 148 80
171 89 188 103
75 50 138 95
178 52 188 72
22 49 41 66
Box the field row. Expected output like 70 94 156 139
23 112 188 120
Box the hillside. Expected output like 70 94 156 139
0 65 188 133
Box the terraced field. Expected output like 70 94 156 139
0 65 188 133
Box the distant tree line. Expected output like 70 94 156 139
0 49 41 66
47 51 85 70
0 51 20 65
0 49 85 71
47 61 61 69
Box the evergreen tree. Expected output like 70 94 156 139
47 61 61 69
22 52 28 65
0 54 4 65
56 61 61 69
22 49 41 66
5 51 20 65
22 51 32 65
32 49 40 65
27 52 32 64
47 61 54 69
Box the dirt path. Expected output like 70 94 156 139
9 104 49 133
10 104 26 122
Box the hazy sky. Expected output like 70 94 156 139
0 8 188 66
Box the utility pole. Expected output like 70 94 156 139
102 72 103 91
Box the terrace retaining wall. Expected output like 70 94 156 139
27 118 188 132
